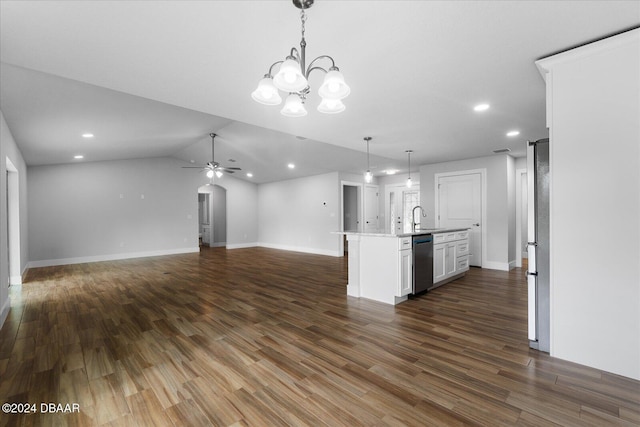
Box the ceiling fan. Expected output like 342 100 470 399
183 133 241 178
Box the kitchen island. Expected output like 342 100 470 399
337 228 470 305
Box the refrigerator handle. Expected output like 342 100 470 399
526 271 538 276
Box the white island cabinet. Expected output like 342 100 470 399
340 228 470 306
345 234 412 305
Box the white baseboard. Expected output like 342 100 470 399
9 275 22 285
27 247 200 268
210 242 227 248
225 242 258 250
508 260 517 270
257 242 341 257
482 261 511 271
0 297 10 331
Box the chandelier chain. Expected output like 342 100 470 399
300 9 307 40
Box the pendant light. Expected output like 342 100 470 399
406 150 413 188
364 137 372 183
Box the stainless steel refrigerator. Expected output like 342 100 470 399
527 138 550 352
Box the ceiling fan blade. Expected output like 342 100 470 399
182 166 206 169
223 167 242 171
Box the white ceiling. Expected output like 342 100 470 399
1 1 638 183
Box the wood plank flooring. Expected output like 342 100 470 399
1 247 639 426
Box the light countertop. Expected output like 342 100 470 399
333 228 469 238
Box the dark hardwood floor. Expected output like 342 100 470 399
1 247 638 426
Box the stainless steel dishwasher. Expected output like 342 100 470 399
413 235 434 294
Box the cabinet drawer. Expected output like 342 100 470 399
457 256 469 272
433 232 456 243
456 231 469 240
399 237 412 250
456 241 469 256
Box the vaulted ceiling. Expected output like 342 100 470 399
1 1 638 183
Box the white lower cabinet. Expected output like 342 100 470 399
433 231 469 285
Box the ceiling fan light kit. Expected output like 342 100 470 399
182 133 241 178
251 0 350 117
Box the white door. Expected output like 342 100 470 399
364 185 379 232
387 186 420 234
437 173 482 266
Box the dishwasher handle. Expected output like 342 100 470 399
413 237 433 244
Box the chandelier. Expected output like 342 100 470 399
251 0 350 117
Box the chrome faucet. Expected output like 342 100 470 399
412 205 426 231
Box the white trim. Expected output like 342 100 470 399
9 275 21 285
482 261 511 271
0 296 10 330
536 28 640 78
27 247 200 268
257 242 341 257
508 260 517 270
225 242 258 250
210 242 226 248
434 168 487 269
6 156 21 289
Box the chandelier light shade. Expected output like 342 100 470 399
406 150 413 188
317 98 345 114
273 58 308 92
281 93 308 117
251 77 282 105
364 137 373 183
318 69 350 100
252 0 350 117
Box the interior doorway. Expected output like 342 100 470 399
340 181 363 255
385 183 420 234
6 157 21 286
197 184 227 248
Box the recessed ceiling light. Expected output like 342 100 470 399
473 103 490 112
506 130 520 137
288 163 295 169
246 172 253 178
384 169 397 175
82 133 94 138
74 155 84 159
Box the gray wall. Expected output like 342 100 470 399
28 157 202 264
0 110 29 329
258 172 341 256
27 157 260 264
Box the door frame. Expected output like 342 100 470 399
384 182 420 234
515 168 527 268
434 169 487 268
340 181 363 256
6 157 21 286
